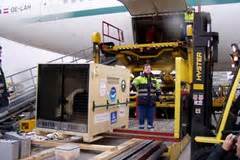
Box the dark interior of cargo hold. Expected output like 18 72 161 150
132 14 185 44
37 64 89 132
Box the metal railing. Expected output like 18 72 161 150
4 47 93 112
102 21 124 45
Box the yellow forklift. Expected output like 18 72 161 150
90 0 240 159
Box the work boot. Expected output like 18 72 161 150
139 124 145 130
147 125 154 131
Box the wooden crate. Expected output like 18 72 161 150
36 63 130 142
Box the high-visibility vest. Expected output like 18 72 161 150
184 12 194 23
132 73 160 106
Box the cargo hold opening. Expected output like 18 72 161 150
132 14 185 44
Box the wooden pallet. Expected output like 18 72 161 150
22 138 143 160
34 127 104 142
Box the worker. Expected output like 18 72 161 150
0 46 2 66
230 43 240 71
145 25 156 43
0 46 9 108
207 133 240 160
132 64 160 130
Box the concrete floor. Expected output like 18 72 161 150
129 118 174 132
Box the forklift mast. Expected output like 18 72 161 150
191 12 219 153
191 12 219 136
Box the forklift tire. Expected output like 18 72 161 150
192 146 215 160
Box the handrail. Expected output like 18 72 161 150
4 47 93 111
6 47 92 78
102 21 124 45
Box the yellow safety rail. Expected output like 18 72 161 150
195 68 240 144
216 68 240 140
112 42 183 50
174 57 191 138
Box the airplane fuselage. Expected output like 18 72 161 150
0 0 240 70
0 0 133 54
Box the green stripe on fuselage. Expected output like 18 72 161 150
187 0 240 6
29 6 128 23
70 6 127 17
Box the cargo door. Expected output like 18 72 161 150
37 64 63 121
118 0 187 16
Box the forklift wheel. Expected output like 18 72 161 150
192 146 215 160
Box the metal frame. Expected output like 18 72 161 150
195 67 240 144
190 12 219 157
100 36 192 141
102 21 124 44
